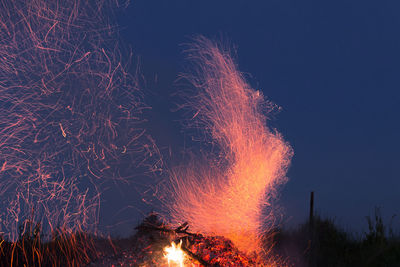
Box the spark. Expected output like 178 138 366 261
0 160 6 172
59 123 66 138
0 0 161 241
164 37 293 253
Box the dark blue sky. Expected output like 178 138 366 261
106 0 400 234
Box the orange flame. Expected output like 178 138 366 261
165 37 293 253
164 240 185 267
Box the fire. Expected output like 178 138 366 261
164 37 293 253
164 240 186 267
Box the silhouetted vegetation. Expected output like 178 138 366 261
2 210 400 266
0 220 105 267
273 208 400 267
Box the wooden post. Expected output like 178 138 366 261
309 191 314 227
309 191 315 267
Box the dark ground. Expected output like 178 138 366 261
1 210 400 266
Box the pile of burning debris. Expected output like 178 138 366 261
91 213 270 266
136 213 274 266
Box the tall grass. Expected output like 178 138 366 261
0 220 101 267
273 209 400 267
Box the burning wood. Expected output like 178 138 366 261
164 240 185 267
91 213 276 266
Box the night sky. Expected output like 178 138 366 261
100 0 400 236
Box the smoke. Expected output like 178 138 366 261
164 37 293 253
0 0 159 241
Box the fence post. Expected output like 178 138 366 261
309 191 316 267
309 191 314 228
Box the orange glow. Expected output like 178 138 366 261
165 37 293 253
164 240 185 267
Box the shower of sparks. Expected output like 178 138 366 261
0 0 160 241
163 37 293 253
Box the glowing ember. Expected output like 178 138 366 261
164 240 185 267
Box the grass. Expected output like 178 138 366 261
272 208 400 267
0 221 103 267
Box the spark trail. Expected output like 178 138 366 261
0 0 159 241
165 37 293 253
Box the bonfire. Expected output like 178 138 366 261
91 213 277 266
0 0 292 265
94 37 292 267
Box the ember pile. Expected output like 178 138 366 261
133 213 269 266
90 213 274 266
182 233 265 266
